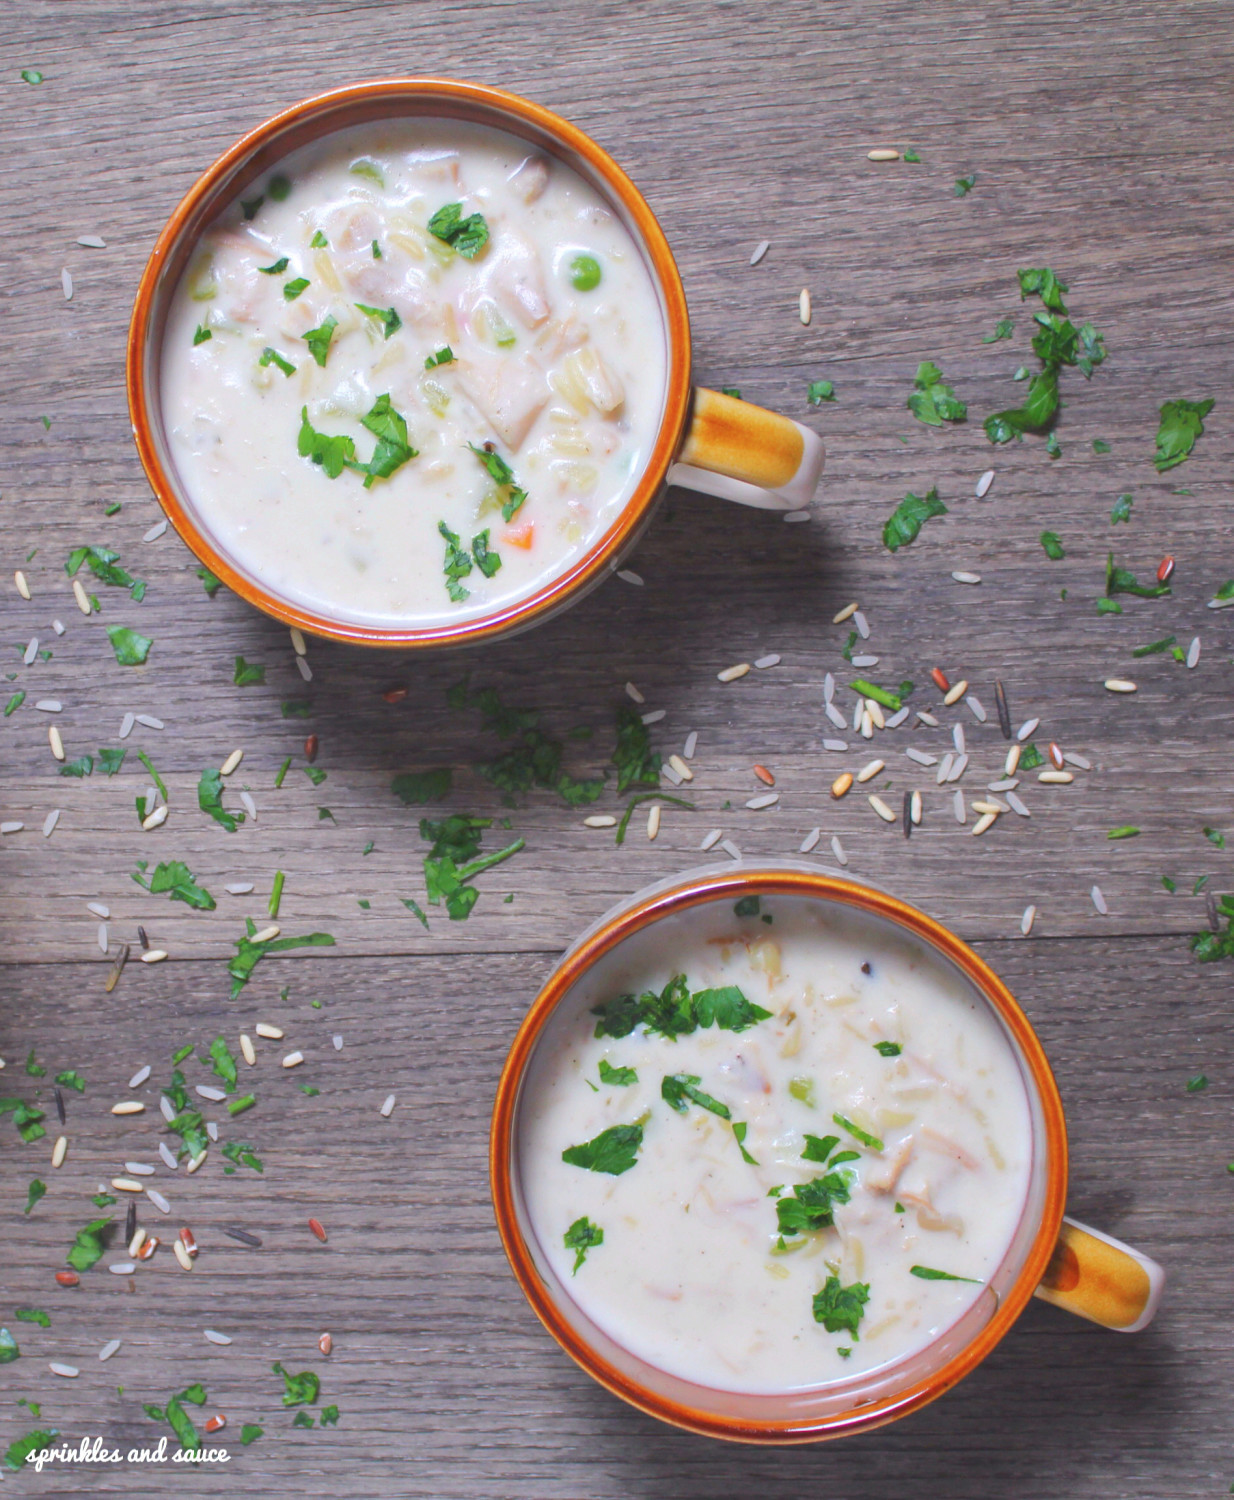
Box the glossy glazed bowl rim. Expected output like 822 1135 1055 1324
126 77 693 648
490 864 1070 1443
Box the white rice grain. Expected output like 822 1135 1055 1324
783 510 811 524
682 731 698 759
1063 752 1092 771
935 753 954 784
1005 793 1030 815
119 712 135 739
0 821 25 835
239 791 257 820
195 1085 227 1102
952 724 966 754
754 653 781 669
823 672 836 703
35 699 62 713
825 703 848 729
1187 636 1201 669
906 747 937 766
52 619 65 634
965 694 987 724
158 1141 178 1169
204 1330 232 1346
830 835 848 866
616 568 643 586
850 654 879 668
296 656 313 681
1017 717 1040 741
78 234 107 248
146 1187 171 1214
647 804 661 840
720 838 742 861
97 923 108 952
640 709 665 725
661 761 683 786
128 1064 150 1089
952 571 982 585
946 753 969 783
746 792 779 810
135 714 164 730
142 521 168 543
225 882 255 895
953 790 966 824
853 611 870 640
1091 884 1109 915
799 827 821 853
799 287 812 324
976 469 995 499
750 239 770 265
885 707 910 728
158 1097 176 1124
624 681 645 704
332 1034 343 1051
823 738 848 752
42 809 60 838
99 1339 122 1361
24 637 39 665
916 710 939 727
1020 904 1037 935
700 828 723 851
290 627 307 656
717 663 750 683
380 1093 396 1118
61 269 73 301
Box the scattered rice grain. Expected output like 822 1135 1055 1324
35 699 62 713
799 287 811 324
255 1023 283 1039
856 758 885 784
916 710 939 727
225 882 254 895
42 809 60 838
906 747 937 767
141 805 168 831
146 1187 171 1214
976 469 995 498
52 1135 67 1168
119 711 135 739
953 790 966 824
204 1329 232 1346
832 602 858 625
942 679 968 707
799 827 821 853
158 1097 176 1125
1063 752 1092 771
99 1339 122 1361
885 706 910 729
668 754 693 782
281 1051 304 1069
868 795 895 823
61 269 73 301
251 925 279 943
717 663 750 682
158 1141 178 1169
850 654 879 668
783 510 811 524
73 578 91 614
952 724 966 754
935 753 954 785
195 1085 227 1102
238 790 258 820
682 731 698 759
123 1161 154 1176
951 570 982 585
745 792 779 810
750 239 770 265
965 694 987 723
640 708 666 725
823 738 848 752
97 923 109 952
616 568 643 585
646 804 661 839
239 1033 256 1065
380 1093 396 1118
1 821 24 835
1091 885 1108 915
971 811 996 836
910 790 922 825
296 656 313 681
700 828 723 851
583 814 617 828
1038 770 1074 784
49 724 65 761
1187 636 1201 669
1020 904 1037 935
853 611 870 640
720 839 742 860
830 835 848 866
624 681 644 704
332 1034 343 1051
661 761 683 786
825 702 848 729
15 570 30 600
220 748 244 776
867 147 900 161
142 520 168 543
754 653 782 670
1017 717 1039 741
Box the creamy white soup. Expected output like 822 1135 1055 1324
160 119 667 627
518 893 1033 1395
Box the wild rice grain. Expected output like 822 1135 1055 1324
1091 885 1109 915
583 814 617 828
717 663 750 682
750 239 770 265
830 835 848 867
204 1329 233 1346
799 288 812 324
220 748 244 776
994 680 1012 739
745 792 779 810
222 1226 262 1247
99 1339 122 1362
902 791 912 838
1017 717 1040 741
799 827 821 853
146 1188 171 1214
380 1093 396 1118
868 795 896 823
943 680 968 707
1020 904 1037 935
953 790 966 824
42 810 60 838
646 804 661 840
700 828 723 851
616 568 643 585
1187 636 1201 669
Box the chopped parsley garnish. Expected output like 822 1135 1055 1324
391 768 453 804
105 625 152 665
240 196 264 220
1190 898 1234 963
298 396 416 486
66 544 145 599
227 918 335 998
598 1059 637 1087
258 257 290 275
471 528 502 579
283 277 310 301
15 1308 50 1327
66 1214 113 1272
776 1171 854 1235
467 442 527 521
807 378 836 405
4 691 24 716
907 361 966 426
873 1040 902 1056
3 1430 58 1473
953 174 976 196
1110 493 1134 525
222 1140 263 1172
371 239 381 259
1108 826 1141 840
281 699 312 718
561 1123 643 1176
209 1036 238 1090
355 303 402 339
910 1264 980 1282
1154 397 1214 471
241 1424 263 1445
199 767 244 832
58 755 93 778
401 897 429 927
233 655 265 686
132 859 215 910
20 69 44 84
902 146 921 162
733 1121 758 1164
1186 1074 1209 1092
1106 552 1170 599
439 521 473 601
193 325 212 345
1039 530 1065 560
272 1361 319 1407
449 679 605 807
1018 268 1069 312
419 814 524 920
592 976 771 1040
734 895 761 917
802 1132 840 1162
612 704 661 794
303 765 327 788
1093 438 1111 453
563 1215 604 1272
0 1097 46 1144
425 345 455 368
349 157 384 185
882 487 947 551
25 1050 45 1077
982 318 1015 343
320 1406 339 1426
662 1073 731 1118
310 231 328 248
259 346 296 377
833 1112 883 1151
812 1276 870 1336
721 387 742 399
25 1178 46 1215
301 315 337 366
428 202 490 258
1204 826 1226 849
1132 636 1176 658
268 175 291 201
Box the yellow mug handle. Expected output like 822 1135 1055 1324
670 387 825 512
1033 1216 1165 1331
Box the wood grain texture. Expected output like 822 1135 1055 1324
1 0 1232 1493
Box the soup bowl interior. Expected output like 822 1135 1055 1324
490 863 1068 1443
127 78 692 647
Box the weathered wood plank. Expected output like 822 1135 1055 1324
0 935 1226 1497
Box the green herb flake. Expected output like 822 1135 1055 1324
391 768 453 805
833 1112 883 1151
66 1214 113 1272
1204 827 1226 849
428 202 490 258
562 1123 643 1176
662 1073 731 1119
734 895 761 918
4 1429 58 1473
467 442 527 522
902 146 921 162
259 346 296 377
1106 552 1170 599
982 318 1015 343
806 378 836 405
425 346 455 368
882 487 947 552
812 1276 870 1337
258 257 290 276
310 231 328 248
954 174 976 196
105 625 152 666
355 302 402 340
1154 397 1214 472
592 975 770 1041
193 325 212 346
401 897 429 928
873 1040 902 1056
563 1215 604 1273
275 756 292 789
910 1264 980 1282
58 754 93 778
240 1423 263 1445
199 767 244 832
319 1405 339 1426
282 699 312 717
349 157 384 186
303 765 327 787
777 1171 854 1235
1039 530 1065 561
1110 493 1134 525
301 315 337 366
4 690 25 716
24 1179 46 1216
598 1059 637 1087
1186 1074 1209 1092
907 361 967 426
20 69 45 84
227 922 335 999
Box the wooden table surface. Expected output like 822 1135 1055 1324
2 2 1231 1494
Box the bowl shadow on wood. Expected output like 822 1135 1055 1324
285 484 847 775
548 1299 1179 1500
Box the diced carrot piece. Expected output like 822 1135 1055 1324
503 522 534 550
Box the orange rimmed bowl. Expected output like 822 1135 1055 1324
490 861 1164 1444
127 78 825 649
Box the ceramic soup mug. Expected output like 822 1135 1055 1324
127 78 824 649
490 863 1164 1444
